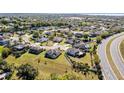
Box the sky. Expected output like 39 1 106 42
0 0 124 13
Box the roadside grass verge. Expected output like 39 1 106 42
119 40 124 61
106 37 123 80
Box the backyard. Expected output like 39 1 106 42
5 50 98 79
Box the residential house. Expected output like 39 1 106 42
29 46 43 55
37 37 48 43
13 45 25 51
53 37 63 43
66 48 85 58
12 45 27 57
45 49 61 59
65 38 74 45
0 40 9 46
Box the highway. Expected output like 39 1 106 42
98 32 124 80
98 37 117 80
110 35 124 78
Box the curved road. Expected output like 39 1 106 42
98 33 124 80
110 35 124 78
98 37 117 80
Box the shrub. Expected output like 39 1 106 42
17 64 38 80
2 47 11 59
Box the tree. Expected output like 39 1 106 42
94 54 100 64
101 32 109 39
68 25 72 31
1 20 8 25
19 37 23 42
33 31 39 38
0 61 14 80
95 63 103 80
14 24 19 31
94 56 103 80
1 27 9 32
89 49 93 66
83 34 89 42
84 34 88 39
68 32 73 37
17 64 38 80
96 36 102 44
2 47 11 59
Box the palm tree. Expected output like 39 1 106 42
89 49 93 66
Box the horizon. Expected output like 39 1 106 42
1 13 124 16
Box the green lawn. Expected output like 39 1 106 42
5 50 98 79
60 38 65 45
70 53 92 66
41 41 54 46
5 51 72 79
0 46 4 57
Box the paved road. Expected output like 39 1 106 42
110 35 124 78
98 38 117 80
98 32 124 80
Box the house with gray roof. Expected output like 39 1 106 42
45 49 61 59
29 46 43 55
53 37 63 43
37 37 48 43
65 38 74 45
66 48 85 58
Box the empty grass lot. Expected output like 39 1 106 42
6 51 72 79
5 50 98 79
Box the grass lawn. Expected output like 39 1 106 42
120 40 124 60
0 46 4 57
5 50 98 79
41 42 47 46
60 38 65 45
41 41 54 46
0 46 3 52
70 53 92 66
91 37 97 41
5 51 72 79
106 37 123 80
